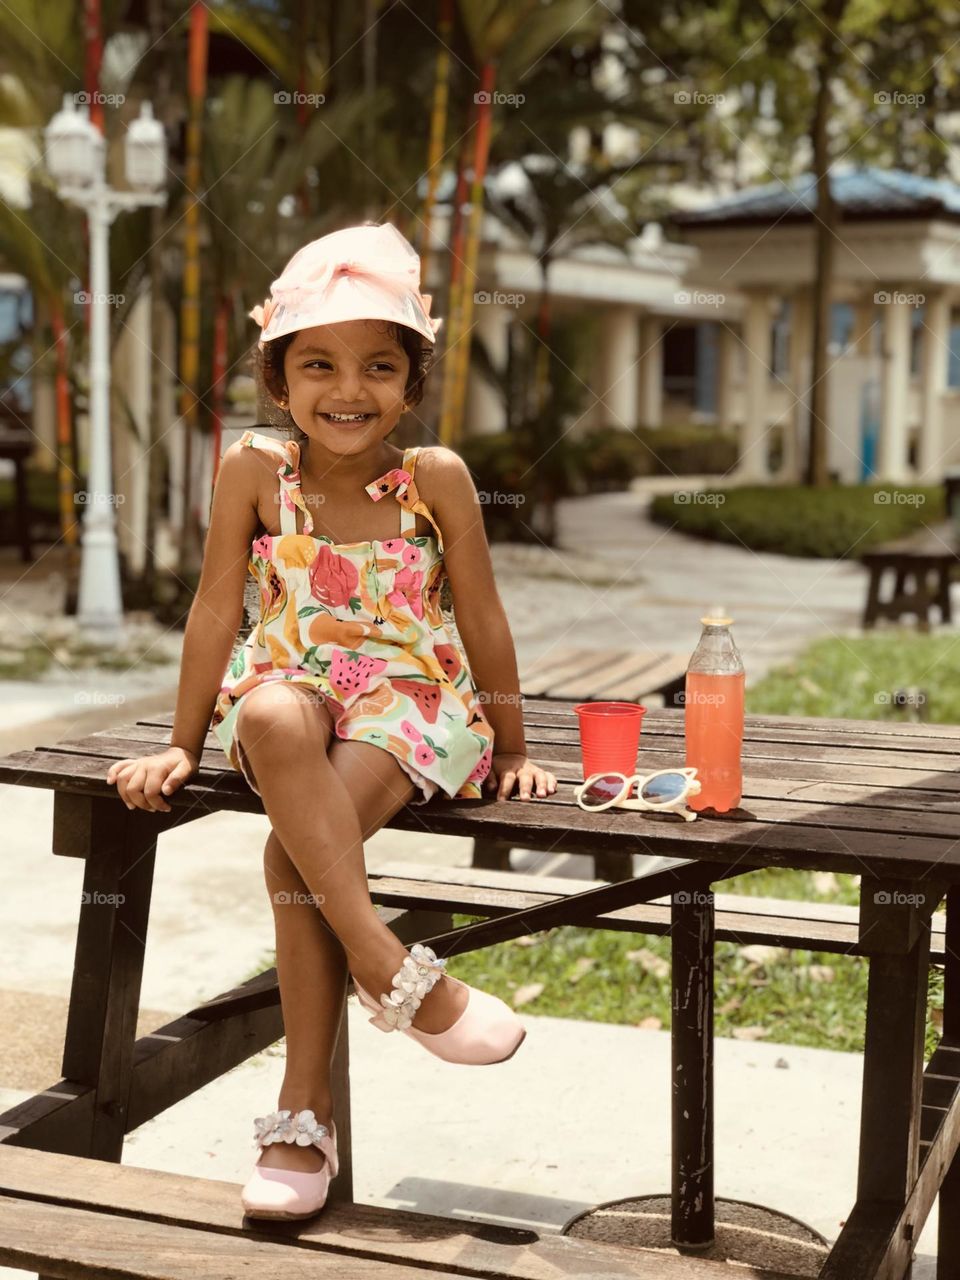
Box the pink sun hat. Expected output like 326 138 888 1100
248 222 442 351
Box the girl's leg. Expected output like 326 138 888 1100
237 684 467 1172
235 683 466 1029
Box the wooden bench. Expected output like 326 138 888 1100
0 1144 802 1280
860 519 958 630
4 700 960 1277
366 860 949 961
518 645 687 706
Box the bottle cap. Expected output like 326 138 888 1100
701 604 733 626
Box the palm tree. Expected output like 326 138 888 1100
438 0 606 446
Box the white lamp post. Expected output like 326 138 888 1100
44 95 167 638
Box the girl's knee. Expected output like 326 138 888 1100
236 683 334 757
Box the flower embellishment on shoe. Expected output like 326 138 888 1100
368 943 448 1032
252 1108 330 1150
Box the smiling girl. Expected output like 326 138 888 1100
106 222 557 1221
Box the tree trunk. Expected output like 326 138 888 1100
50 298 80 611
438 98 478 445
210 295 229 489
806 0 846 487
178 1 209 577
445 59 496 447
419 0 454 286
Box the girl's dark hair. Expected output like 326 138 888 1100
253 319 434 442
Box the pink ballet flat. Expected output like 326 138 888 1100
240 1109 338 1220
352 942 527 1066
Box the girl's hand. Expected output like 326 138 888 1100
106 747 200 813
485 753 557 802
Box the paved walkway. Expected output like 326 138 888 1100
495 476 868 683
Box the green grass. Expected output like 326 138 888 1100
747 627 960 721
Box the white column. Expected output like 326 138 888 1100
917 291 950 482
465 302 511 436
111 289 151 576
878 296 912 482
852 295 878 356
786 288 812 483
596 305 641 428
736 290 771 481
638 314 663 427
716 321 738 433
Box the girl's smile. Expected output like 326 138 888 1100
284 320 410 459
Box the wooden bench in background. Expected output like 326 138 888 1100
860 519 958 630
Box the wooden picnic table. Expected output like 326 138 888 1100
1 698 959 1278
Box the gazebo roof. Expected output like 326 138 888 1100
671 168 960 227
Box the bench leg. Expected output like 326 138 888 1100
862 565 883 629
939 886 960 1276
937 565 953 625
471 838 512 871
671 886 715 1249
59 797 157 1162
329 994 353 1205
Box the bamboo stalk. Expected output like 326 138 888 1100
419 0 454 287
445 59 496 446
177 1 208 573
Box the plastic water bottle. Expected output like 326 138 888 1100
684 608 744 813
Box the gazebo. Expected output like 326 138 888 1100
671 168 960 485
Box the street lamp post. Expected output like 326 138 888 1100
44 95 167 638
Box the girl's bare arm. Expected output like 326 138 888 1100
426 448 557 802
107 442 263 811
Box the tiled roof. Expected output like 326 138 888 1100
670 168 960 225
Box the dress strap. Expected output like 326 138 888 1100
363 446 445 552
240 429 313 536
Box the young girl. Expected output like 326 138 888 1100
105 222 557 1221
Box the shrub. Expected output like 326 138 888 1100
649 483 946 558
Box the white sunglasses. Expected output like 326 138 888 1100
575 767 702 821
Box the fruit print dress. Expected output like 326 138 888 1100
210 430 494 805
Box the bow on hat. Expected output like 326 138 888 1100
248 226 442 341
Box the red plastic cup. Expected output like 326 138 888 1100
573 701 647 780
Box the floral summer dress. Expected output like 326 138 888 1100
210 430 494 805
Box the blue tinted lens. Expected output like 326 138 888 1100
639 772 687 804
581 774 625 808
